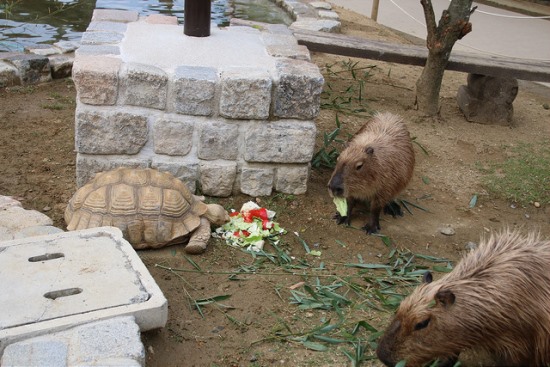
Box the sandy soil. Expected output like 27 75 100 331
1 6 549 367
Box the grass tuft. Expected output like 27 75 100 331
480 141 550 205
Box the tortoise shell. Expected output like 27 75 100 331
65 167 208 249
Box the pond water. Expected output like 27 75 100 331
0 0 293 52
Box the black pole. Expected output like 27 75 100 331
184 0 211 37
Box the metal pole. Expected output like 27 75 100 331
184 0 211 37
371 0 380 22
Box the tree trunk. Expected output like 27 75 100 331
415 0 475 116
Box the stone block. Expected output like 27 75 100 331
75 107 149 154
48 55 73 79
310 2 332 10
0 206 53 241
318 10 339 20
275 165 310 194
1 339 68 367
171 66 217 116
198 120 240 160
290 18 341 32
457 73 518 125
0 62 20 88
86 21 128 33
219 67 272 120
25 44 60 56
70 316 145 366
54 40 80 53
273 59 324 119
81 31 124 45
261 34 298 47
240 166 274 197
0 196 22 209
119 63 168 110
244 121 316 163
75 45 120 56
76 154 149 187
266 45 311 61
284 1 317 17
72 56 121 105
153 115 195 156
91 9 139 23
4 54 51 85
151 157 199 193
199 161 237 197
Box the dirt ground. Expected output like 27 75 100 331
1 6 549 367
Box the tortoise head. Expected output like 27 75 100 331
204 203 230 226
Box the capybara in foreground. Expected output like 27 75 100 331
376 229 550 367
328 112 414 233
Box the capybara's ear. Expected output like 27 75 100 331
422 271 433 284
365 146 374 155
435 289 456 308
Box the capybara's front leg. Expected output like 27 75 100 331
363 205 382 234
333 198 355 226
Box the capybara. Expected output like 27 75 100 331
376 229 550 367
328 112 414 233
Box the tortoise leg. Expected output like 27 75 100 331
185 217 211 254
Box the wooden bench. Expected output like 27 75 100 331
292 29 550 123
292 29 550 82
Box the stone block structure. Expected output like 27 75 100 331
72 9 324 197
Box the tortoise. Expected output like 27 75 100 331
65 167 230 254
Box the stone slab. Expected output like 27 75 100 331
0 227 167 353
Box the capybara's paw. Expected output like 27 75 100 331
362 223 380 234
384 200 403 218
333 212 350 226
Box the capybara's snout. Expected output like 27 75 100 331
328 172 344 197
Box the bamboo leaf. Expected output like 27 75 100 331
345 263 392 269
352 320 378 334
184 256 202 271
301 340 328 351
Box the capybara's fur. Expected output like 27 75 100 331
376 229 550 367
328 112 414 233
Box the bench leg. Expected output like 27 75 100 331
457 73 518 125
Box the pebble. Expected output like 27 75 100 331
534 201 541 208
465 242 477 251
439 226 456 236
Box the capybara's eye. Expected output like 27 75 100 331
414 318 430 331
355 161 363 170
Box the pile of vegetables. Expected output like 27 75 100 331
214 201 285 252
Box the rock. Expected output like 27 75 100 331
457 73 518 125
465 242 477 251
534 202 541 208
439 226 456 236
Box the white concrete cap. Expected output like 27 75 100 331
0 227 167 353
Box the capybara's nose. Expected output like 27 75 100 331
328 174 344 197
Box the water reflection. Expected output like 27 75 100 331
0 1 96 51
0 0 292 52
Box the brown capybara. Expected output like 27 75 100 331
328 112 414 233
376 229 550 367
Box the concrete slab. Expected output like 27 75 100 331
0 227 167 353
